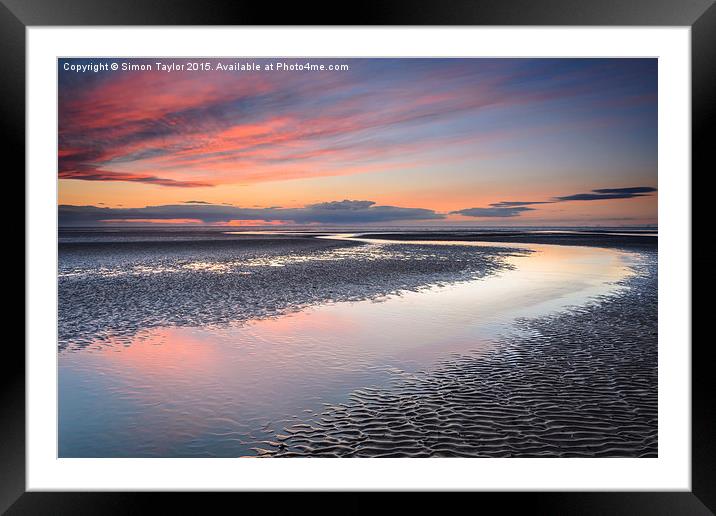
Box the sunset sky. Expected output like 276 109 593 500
58 58 657 226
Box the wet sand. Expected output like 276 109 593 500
264 245 657 457
59 235 518 349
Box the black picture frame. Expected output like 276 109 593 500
6 0 713 512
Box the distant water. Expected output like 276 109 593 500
59 225 657 243
58 228 642 457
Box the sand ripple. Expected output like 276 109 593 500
264 250 657 458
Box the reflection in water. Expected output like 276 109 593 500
59 238 637 457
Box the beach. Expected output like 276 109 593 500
58 228 657 458
267 237 657 457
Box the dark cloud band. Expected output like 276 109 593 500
59 200 444 226
453 186 656 218
555 187 657 201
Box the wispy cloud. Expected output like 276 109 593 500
58 168 212 188
490 201 554 208
58 58 658 190
451 206 536 218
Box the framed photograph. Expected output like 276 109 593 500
8 0 712 511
